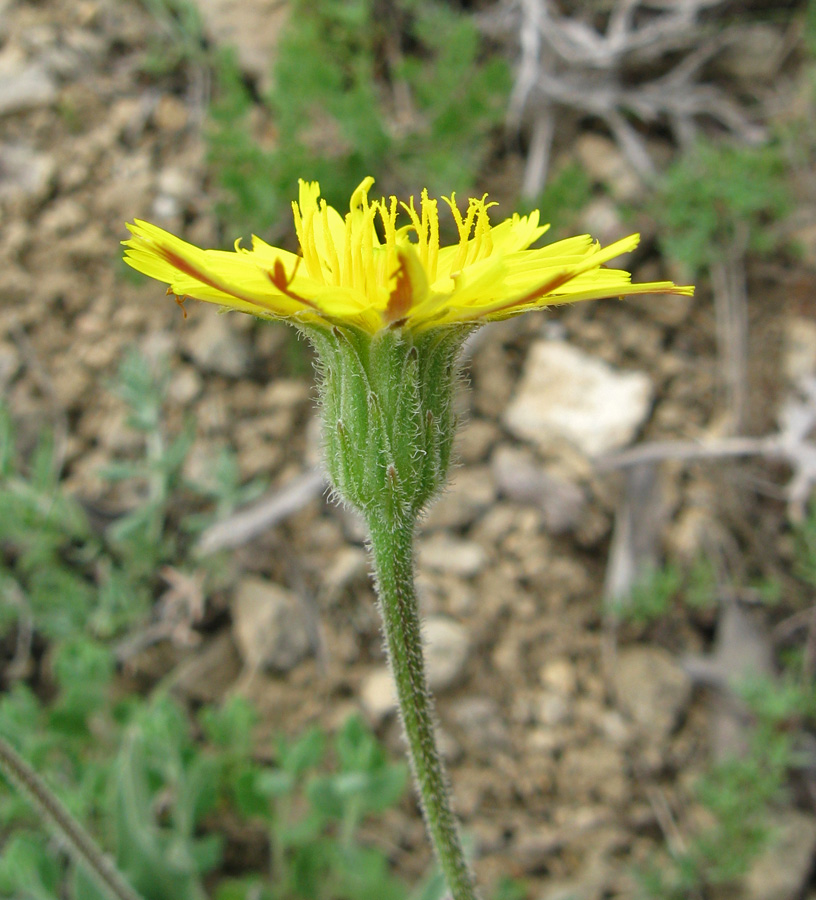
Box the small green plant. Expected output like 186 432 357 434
137 0 211 77
102 350 195 582
794 499 816 590
0 666 416 900
0 404 115 642
0 347 273 646
652 138 792 275
610 563 683 625
217 713 409 900
637 670 802 899
207 0 510 232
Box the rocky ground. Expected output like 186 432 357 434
3 0 816 898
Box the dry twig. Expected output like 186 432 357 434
491 0 766 193
193 468 326 556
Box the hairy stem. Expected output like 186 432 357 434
0 734 145 900
366 515 478 900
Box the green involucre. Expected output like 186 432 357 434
306 325 470 525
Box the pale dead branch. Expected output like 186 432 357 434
598 374 816 520
490 0 766 194
193 468 326 557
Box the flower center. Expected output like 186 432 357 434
291 179 498 324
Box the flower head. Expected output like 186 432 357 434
124 177 693 333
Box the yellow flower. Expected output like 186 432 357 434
123 176 693 333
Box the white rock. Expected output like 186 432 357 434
504 340 653 457
232 577 311 673
783 316 816 383
424 616 470 691
419 536 487 578
360 668 397 724
0 53 56 115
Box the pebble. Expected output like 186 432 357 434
39 198 86 236
423 615 470 691
423 466 496 530
359 667 397 724
504 340 653 457
558 742 629 805
536 692 572 727
454 417 498 464
195 0 289 91
613 645 691 741
153 166 199 219
0 143 55 202
320 547 369 606
232 577 312 673
491 445 586 534
540 657 578 696
579 196 627 247
575 133 641 202
419 535 487 578
169 632 242 703
783 315 816 383
0 341 20 390
449 696 509 751
167 364 203 405
182 311 253 378
0 51 56 115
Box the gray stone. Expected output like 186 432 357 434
491 445 586 534
0 53 56 115
182 311 252 377
574 134 641 202
232 577 311 673
424 616 470 691
614 646 691 740
423 466 496 530
504 340 653 457
0 143 55 202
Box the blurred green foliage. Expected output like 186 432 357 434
652 138 793 275
0 349 261 645
137 0 211 76
208 0 510 232
0 654 413 900
0 366 522 899
637 669 814 899
520 162 593 237
624 502 816 898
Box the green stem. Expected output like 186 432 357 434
366 515 478 900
